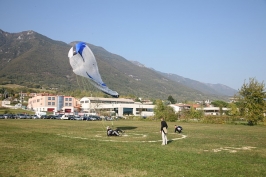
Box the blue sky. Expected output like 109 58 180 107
1 0 266 90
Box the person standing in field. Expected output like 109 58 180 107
160 117 168 145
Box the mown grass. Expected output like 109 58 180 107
0 119 265 177
0 107 35 115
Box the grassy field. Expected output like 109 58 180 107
0 119 265 177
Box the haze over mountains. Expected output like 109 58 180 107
0 29 237 101
130 61 237 97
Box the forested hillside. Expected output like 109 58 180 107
0 29 230 101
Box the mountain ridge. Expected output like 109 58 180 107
0 29 235 101
130 60 237 96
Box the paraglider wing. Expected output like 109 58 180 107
68 42 119 98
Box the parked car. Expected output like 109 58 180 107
25 114 32 119
41 115 48 119
68 115 75 120
105 116 113 121
0 114 5 119
16 114 27 119
31 115 38 119
88 115 101 121
73 115 82 121
54 115 61 120
83 116 91 121
3 114 10 119
60 114 69 120
47 115 58 119
5 114 16 119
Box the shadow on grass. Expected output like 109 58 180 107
167 140 173 144
117 126 138 131
167 140 174 144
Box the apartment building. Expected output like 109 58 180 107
27 94 77 113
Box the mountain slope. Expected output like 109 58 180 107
130 61 237 96
0 29 72 89
0 29 229 101
157 72 237 96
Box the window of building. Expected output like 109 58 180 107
69 98 72 101
65 103 68 106
48 102 51 105
52 97 55 100
69 103 72 106
37 99 40 102
52 102 55 105
65 98 68 101
48 97 51 100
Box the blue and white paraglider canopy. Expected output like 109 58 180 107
68 42 119 98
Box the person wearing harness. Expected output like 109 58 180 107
160 117 168 145
106 126 124 136
174 125 183 133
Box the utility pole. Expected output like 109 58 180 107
20 91 23 108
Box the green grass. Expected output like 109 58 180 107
0 120 265 177
0 107 34 115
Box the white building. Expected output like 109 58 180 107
79 97 154 117
170 103 231 116
169 103 191 113
196 107 231 115
1 100 11 106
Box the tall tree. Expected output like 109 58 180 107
211 100 228 108
238 78 266 125
154 99 177 121
154 100 165 120
167 95 176 104
165 106 177 122
227 103 239 116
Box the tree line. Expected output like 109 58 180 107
154 78 266 125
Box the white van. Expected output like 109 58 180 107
36 112 46 118
60 114 69 120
